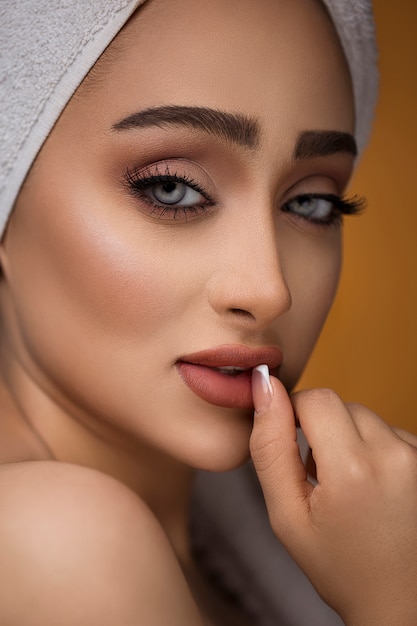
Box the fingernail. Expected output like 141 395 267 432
252 364 273 413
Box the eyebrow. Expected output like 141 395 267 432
294 130 357 159
112 104 357 159
112 104 260 149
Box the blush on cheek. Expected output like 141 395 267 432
49 205 180 333
4 189 183 412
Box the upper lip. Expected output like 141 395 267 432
177 344 283 370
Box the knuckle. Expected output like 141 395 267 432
391 441 417 474
292 387 341 412
343 442 417 488
342 452 370 484
393 426 417 447
310 387 342 404
345 401 365 414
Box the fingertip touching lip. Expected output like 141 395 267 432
176 344 282 408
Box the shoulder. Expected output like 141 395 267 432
0 459 158 537
0 458 152 518
0 461 203 626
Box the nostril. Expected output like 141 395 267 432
230 308 254 319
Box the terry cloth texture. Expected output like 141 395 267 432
0 0 146 236
1 1 378 237
322 0 379 155
0 0 378 235
0 0 378 236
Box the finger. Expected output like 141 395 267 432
291 388 361 470
392 426 417 448
250 366 313 537
346 403 417 448
345 402 397 439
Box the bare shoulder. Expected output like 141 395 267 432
0 461 203 626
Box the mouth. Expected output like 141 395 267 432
213 366 248 377
176 344 282 409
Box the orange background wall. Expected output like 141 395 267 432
298 1 417 433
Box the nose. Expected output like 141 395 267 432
207 214 292 331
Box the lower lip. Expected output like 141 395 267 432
176 362 254 409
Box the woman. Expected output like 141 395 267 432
0 0 416 624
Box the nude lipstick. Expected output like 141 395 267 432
176 344 282 409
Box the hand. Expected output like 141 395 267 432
250 366 417 626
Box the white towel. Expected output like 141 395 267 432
322 0 379 155
0 1 378 236
0 0 146 235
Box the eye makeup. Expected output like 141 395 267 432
124 160 216 221
123 156 365 228
281 192 366 228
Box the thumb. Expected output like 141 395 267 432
250 365 312 540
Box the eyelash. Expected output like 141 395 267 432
282 192 366 228
124 165 365 226
125 164 214 220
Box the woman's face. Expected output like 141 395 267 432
0 0 355 470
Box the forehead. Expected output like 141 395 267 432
75 0 354 147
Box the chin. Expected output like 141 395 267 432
179 406 254 473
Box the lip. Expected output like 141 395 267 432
176 344 283 409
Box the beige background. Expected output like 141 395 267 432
298 1 417 433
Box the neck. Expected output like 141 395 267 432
0 336 195 561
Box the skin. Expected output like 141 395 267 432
251 380 417 625
0 0 351 510
0 0 416 624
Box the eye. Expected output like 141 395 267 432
286 196 333 220
282 193 365 226
124 163 214 221
144 180 205 207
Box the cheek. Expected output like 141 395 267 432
277 225 342 388
4 182 254 468
4 180 193 391
10 191 171 327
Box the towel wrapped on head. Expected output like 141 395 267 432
0 0 378 237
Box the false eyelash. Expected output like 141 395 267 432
326 193 367 216
282 192 367 228
290 192 366 215
124 164 214 210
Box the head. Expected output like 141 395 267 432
0 0 378 472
